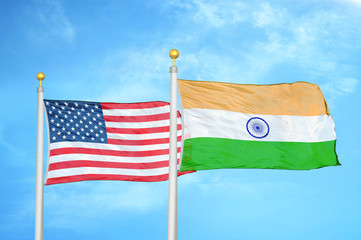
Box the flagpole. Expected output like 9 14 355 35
35 72 45 240
168 49 179 240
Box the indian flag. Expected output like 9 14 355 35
178 79 340 171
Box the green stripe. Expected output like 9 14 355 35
180 138 340 171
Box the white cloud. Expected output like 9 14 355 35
167 0 247 28
28 0 75 44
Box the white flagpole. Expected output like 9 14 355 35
168 49 179 240
35 72 45 240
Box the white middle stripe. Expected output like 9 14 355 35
183 109 336 142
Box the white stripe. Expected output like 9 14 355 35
184 109 336 142
47 166 170 178
50 141 181 152
107 130 182 140
49 153 181 164
104 118 181 128
102 106 170 116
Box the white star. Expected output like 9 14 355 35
75 103 79 107
57 132 61 135
52 136 56 140
85 104 88 107
85 125 88 128
55 102 59 106
66 123 70 127
52 128 55 131
95 133 99 137
56 123 60 127
97 114 100 117
62 135 66 139
62 127 65 131
91 109 94 113
101 138 104 142
70 119 73 123
86 132 90 136
89 121 92 125
76 132 80 135
74 115 78 119
72 135 76 139
98 122 102 126
71 107 75 111
58 110 62 114
64 115 68 119
91 137 95 141
45 101 49 105
90 129 94 133
49 110 52 114
64 102 68 106
95 105 99 109
71 127 75 131
77 111 81 115
81 136 85 140
55 115 58 118
81 128 84 131
60 119 64 123
80 120 83 124
67 131 71 135
50 119 55 123
83 116 87 120
100 130 103 133
67 111 71 114
81 108 85 112
61 106 65 110
75 123 79 127
52 106 55 110
87 113 91 116
92 117 96 121
94 126 98 129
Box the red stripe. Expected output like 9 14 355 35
50 147 181 157
106 124 182 134
49 160 171 171
101 102 169 110
104 113 170 122
107 136 182 145
46 171 195 185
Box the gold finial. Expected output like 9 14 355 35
36 72 45 86
169 49 179 66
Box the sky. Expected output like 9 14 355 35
1 0 361 239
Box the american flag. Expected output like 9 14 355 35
44 99 189 185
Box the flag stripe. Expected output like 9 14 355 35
50 141 182 151
107 136 182 146
183 109 336 142
106 124 182 134
180 138 339 171
50 147 182 157
102 106 170 116
46 171 193 185
104 119 181 128
101 101 169 110
104 113 170 122
48 160 173 171
106 130 182 140
49 153 181 164
178 79 329 116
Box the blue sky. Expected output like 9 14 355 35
1 0 361 239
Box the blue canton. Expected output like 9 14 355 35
44 99 108 144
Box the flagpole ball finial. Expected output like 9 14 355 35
36 72 45 86
169 49 179 66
